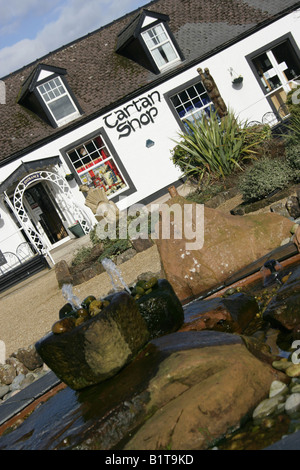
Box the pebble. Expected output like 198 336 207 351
269 380 289 398
252 395 285 420
286 364 300 377
272 359 291 371
285 393 300 415
0 344 48 404
290 384 300 393
0 385 10 399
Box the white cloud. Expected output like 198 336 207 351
0 0 147 77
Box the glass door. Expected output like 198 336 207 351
24 182 68 247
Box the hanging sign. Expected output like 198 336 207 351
22 173 42 187
103 91 161 139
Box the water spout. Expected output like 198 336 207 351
260 259 283 287
62 283 81 309
101 257 131 294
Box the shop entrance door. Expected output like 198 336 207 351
24 182 68 246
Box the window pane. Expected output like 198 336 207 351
195 82 206 95
187 86 197 99
171 80 213 122
153 42 177 66
178 90 188 103
48 95 76 121
94 136 105 149
153 24 167 43
272 41 300 80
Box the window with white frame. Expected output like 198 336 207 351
247 34 300 120
141 23 180 70
37 76 80 126
169 80 214 125
66 134 128 197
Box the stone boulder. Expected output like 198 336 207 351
55 260 72 288
155 196 294 302
136 279 184 339
180 292 259 334
263 264 300 331
35 291 150 390
123 331 286 451
12 344 43 371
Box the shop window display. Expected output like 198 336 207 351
67 135 127 197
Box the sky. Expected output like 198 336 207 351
0 0 151 78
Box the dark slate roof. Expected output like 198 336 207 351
1 0 299 165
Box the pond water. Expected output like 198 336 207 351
2 258 300 450
209 260 300 450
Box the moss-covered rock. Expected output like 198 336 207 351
35 291 150 390
136 279 184 339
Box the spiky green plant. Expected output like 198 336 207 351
171 111 269 181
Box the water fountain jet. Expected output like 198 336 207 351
101 257 131 294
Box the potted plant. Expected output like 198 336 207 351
232 76 243 85
65 173 75 181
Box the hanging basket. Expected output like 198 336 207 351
232 76 243 85
65 173 75 181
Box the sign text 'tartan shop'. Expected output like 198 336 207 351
103 91 161 139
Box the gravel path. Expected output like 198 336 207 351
0 245 162 359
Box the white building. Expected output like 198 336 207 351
0 0 299 287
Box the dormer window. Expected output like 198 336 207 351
116 9 184 75
17 64 83 128
37 76 80 126
141 23 180 71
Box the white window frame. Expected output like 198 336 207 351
37 76 80 127
141 22 180 71
170 81 214 125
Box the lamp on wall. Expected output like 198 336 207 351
146 139 155 148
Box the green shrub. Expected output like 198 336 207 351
285 86 300 144
238 157 293 202
171 110 269 181
185 183 224 204
98 238 131 261
71 246 93 266
285 143 300 181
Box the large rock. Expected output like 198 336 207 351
155 196 294 301
35 291 150 390
263 264 300 331
124 332 286 451
180 292 259 334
